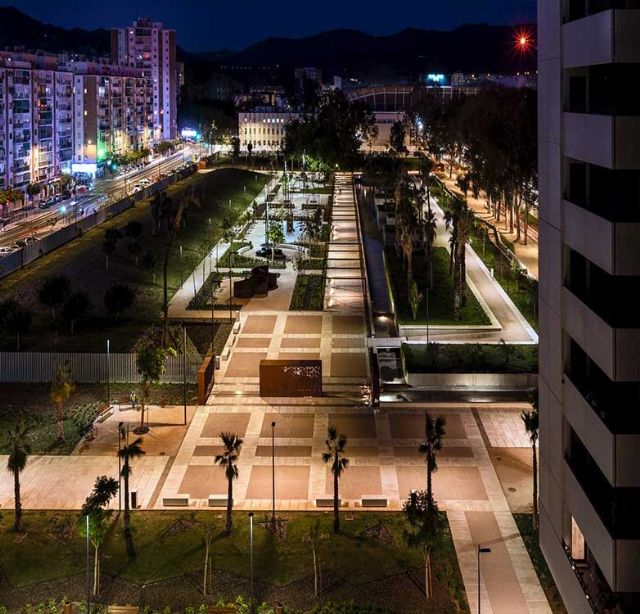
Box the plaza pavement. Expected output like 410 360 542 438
0 174 549 613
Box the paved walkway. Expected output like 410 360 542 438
401 183 538 344
438 172 539 280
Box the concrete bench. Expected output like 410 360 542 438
361 498 388 508
315 498 340 508
162 495 190 507
108 607 139 614
208 496 233 508
221 347 231 361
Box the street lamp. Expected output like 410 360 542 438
118 421 124 513
249 512 254 607
477 546 491 614
179 245 184 286
106 339 111 406
86 514 91 613
271 421 276 527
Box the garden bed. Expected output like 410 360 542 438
289 275 325 311
403 343 538 374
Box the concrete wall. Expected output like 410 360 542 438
407 372 537 389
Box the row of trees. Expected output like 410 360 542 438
283 89 378 170
408 86 537 244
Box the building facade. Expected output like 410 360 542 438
238 109 298 152
111 18 177 141
538 1 640 612
1 52 156 196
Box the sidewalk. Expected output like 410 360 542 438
438 172 539 280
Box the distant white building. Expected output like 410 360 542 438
238 108 298 152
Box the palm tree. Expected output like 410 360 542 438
117 435 145 535
521 393 539 530
322 426 349 534
444 198 474 319
50 362 75 444
418 412 446 510
422 204 437 291
215 432 243 533
7 422 30 532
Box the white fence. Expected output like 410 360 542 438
0 352 201 384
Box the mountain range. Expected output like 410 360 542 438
0 6 536 83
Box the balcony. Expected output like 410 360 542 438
563 200 640 274
565 0 640 23
562 287 640 380
564 113 640 169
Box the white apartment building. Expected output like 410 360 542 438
1 52 156 198
238 109 298 152
111 18 177 141
538 1 640 612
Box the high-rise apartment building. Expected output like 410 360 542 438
111 18 177 141
538 1 640 612
1 52 155 199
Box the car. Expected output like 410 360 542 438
61 190 72 200
39 196 56 209
0 246 17 256
13 239 27 248
255 247 285 260
139 178 151 187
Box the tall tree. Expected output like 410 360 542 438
322 426 349 534
37 275 71 320
444 198 474 319
521 392 539 530
80 476 119 596
418 412 446 510
117 435 145 549
103 284 135 320
0 298 32 350
389 120 407 155
135 344 172 433
7 421 30 532
402 489 446 601
215 432 243 534
62 291 91 335
50 362 75 444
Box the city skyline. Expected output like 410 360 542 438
4 0 537 51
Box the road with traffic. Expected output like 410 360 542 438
0 145 200 250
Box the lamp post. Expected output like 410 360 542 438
179 245 184 287
182 324 187 426
86 514 91 614
271 421 276 527
249 512 254 607
106 339 111 406
477 546 491 614
118 421 123 513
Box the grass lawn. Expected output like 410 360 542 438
0 511 468 613
514 514 567 614
403 343 538 374
289 274 325 310
387 247 490 326
0 169 268 352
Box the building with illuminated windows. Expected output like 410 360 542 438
238 108 299 152
111 18 177 141
1 52 155 197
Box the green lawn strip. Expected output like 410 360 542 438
403 343 538 374
0 512 464 609
468 227 538 329
289 274 325 310
0 383 196 455
0 169 268 352
514 514 567 614
296 258 324 271
387 247 490 326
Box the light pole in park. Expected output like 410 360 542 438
477 545 491 614
249 512 255 607
271 421 276 527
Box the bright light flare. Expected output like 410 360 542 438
514 29 533 53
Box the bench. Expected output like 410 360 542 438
162 495 190 507
208 496 233 508
221 347 231 361
232 321 241 334
361 498 388 508
206 606 236 614
108 607 139 614
315 498 340 508
95 402 113 424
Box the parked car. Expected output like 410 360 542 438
61 190 72 200
39 196 56 209
0 246 17 256
255 247 285 260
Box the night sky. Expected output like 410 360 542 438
6 0 536 52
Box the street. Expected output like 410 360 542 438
0 145 200 249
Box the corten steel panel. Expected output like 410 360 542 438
259 360 322 397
